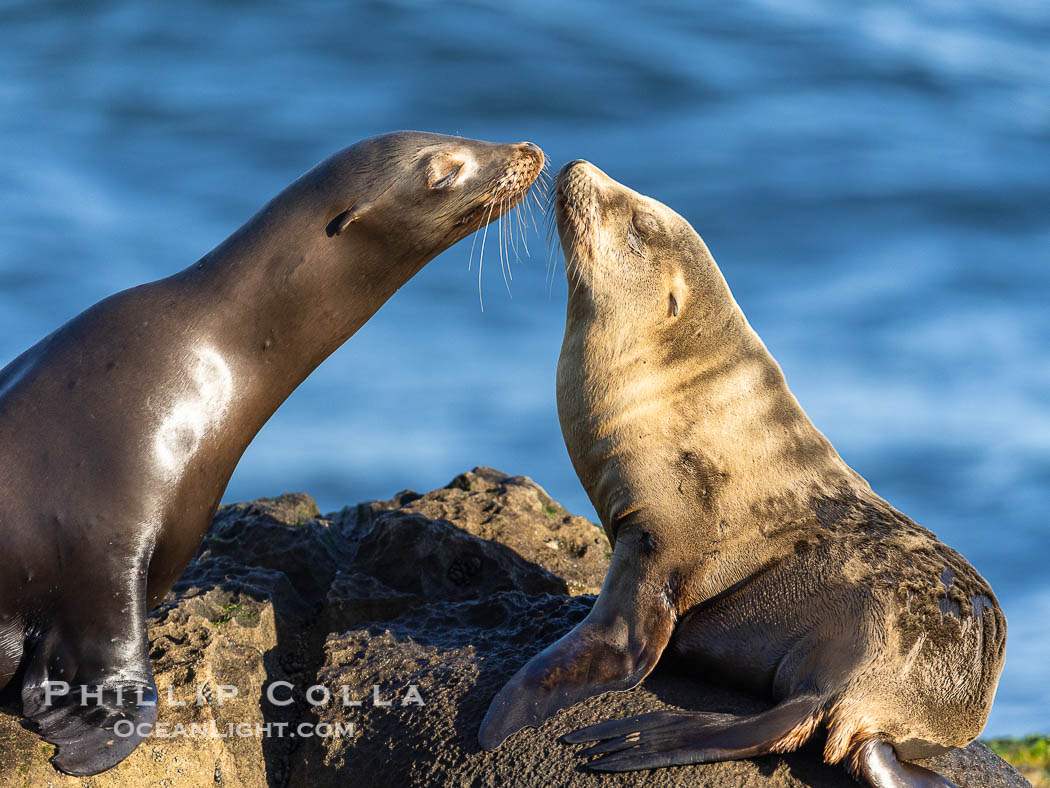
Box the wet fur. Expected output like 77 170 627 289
0 132 544 776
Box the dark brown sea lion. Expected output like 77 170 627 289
0 131 543 776
479 160 1004 788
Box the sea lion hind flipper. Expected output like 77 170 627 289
566 693 824 772
562 709 739 744
853 739 959 788
478 590 674 750
19 625 158 776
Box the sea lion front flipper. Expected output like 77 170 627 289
564 693 824 772
478 551 675 750
19 567 158 776
20 629 158 776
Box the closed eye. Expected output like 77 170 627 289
431 164 463 189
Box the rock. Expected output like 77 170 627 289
0 468 1027 788
291 592 1026 788
349 509 567 601
200 493 358 605
323 570 419 633
334 467 611 595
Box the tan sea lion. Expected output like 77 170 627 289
0 131 543 776
479 160 1004 788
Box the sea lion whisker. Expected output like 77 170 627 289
505 195 518 269
540 161 553 192
510 205 522 270
505 198 514 264
550 237 561 284
508 197 520 271
503 197 513 285
515 200 530 258
475 201 496 311
544 184 561 293
527 197 542 255
467 200 491 273
545 209 561 296
511 181 524 259
538 180 553 219
547 240 559 298
567 237 586 298
523 188 537 232
498 199 513 298
526 189 543 234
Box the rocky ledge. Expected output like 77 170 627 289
0 468 1027 787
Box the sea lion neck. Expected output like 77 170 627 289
168 192 418 422
560 300 861 534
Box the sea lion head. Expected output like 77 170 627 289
318 131 544 262
554 159 734 355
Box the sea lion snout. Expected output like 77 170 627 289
503 140 546 191
555 158 605 195
558 158 589 179
519 141 543 159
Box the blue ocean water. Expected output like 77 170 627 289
0 0 1046 737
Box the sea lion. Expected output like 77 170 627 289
0 131 543 776
479 160 1005 788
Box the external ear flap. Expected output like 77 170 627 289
325 202 370 237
